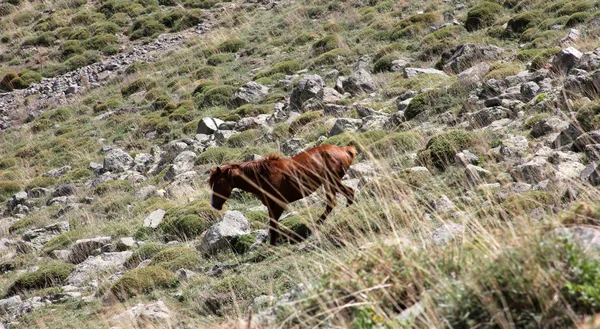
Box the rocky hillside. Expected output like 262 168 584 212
1 0 600 328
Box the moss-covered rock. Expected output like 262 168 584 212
124 242 166 269
42 230 85 255
368 131 425 158
196 85 236 108
417 130 481 170
289 111 323 134
7 261 74 296
312 34 340 55
419 25 466 58
94 180 132 195
507 12 542 35
465 2 503 31
161 200 220 240
404 89 460 120
195 147 243 165
254 60 301 80
149 246 200 270
280 215 311 243
531 48 560 70
566 12 591 26
121 77 156 97
231 232 260 254
109 266 178 301
225 129 262 148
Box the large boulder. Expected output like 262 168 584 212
230 81 269 107
440 43 504 73
103 148 133 173
511 157 550 183
290 75 324 111
553 123 583 149
573 130 600 152
196 117 224 135
66 251 132 286
199 211 250 253
342 69 376 95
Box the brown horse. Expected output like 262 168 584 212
208 144 357 245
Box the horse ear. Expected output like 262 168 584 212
215 166 221 174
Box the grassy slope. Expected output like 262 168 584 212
0 0 600 328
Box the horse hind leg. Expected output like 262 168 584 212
338 183 355 206
317 183 337 225
268 205 284 246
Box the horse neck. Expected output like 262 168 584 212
231 167 262 195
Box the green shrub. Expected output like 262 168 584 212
125 243 166 268
531 48 560 70
507 12 542 35
141 112 170 134
192 66 216 79
323 130 387 151
312 34 340 55
19 70 42 86
217 39 245 53
7 261 74 296
84 33 118 54
0 72 19 91
121 77 156 96
280 215 311 242
152 95 174 111
557 1 593 16
405 89 460 120
500 191 555 215
417 130 481 170
226 129 261 148
369 131 425 158
71 11 106 25
0 3 15 17
576 102 600 132
25 177 56 191
231 232 259 254
149 247 200 270
566 12 591 26
524 113 552 130
94 180 133 195
234 103 273 117
254 60 301 79
0 158 16 170
206 53 235 66
161 200 220 240
373 54 398 73
195 147 243 165
109 266 177 301
196 85 236 107
484 62 524 80
130 17 166 40
13 10 36 26
419 26 466 58
0 181 22 198
90 21 120 35
312 48 348 66
69 28 91 40
43 230 85 255
289 111 322 133
61 40 84 58
465 2 503 31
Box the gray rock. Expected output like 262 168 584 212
472 106 511 127
28 187 50 199
553 123 583 149
290 75 324 111
235 117 263 132
552 47 582 73
230 81 269 107
135 185 157 199
441 43 504 73
511 157 549 183
573 130 600 152
347 163 377 179
520 81 540 102
214 130 240 146
396 302 424 323
431 195 454 213
66 251 132 286
403 67 448 79
530 117 569 138
51 250 72 262
432 224 465 245
196 117 224 135
560 29 580 45
51 183 77 197
6 192 28 212
199 211 250 253
466 164 492 185
329 118 362 136
390 58 411 72
500 135 529 161
585 144 600 161
396 97 412 111
165 171 198 199
281 138 305 156
43 166 71 178
22 221 70 245
556 161 586 180
164 151 197 181
552 226 600 252
176 268 198 281
455 150 478 166
457 62 490 84
360 115 388 132
69 236 112 264
0 296 22 316
108 301 171 328
342 69 376 95
133 153 154 173
323 104 351 117
143 209 166 228
103 148 133 173
322 87 343 103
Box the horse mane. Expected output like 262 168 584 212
209 154 282 186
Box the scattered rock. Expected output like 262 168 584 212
143 209 166 229
441 43 504 73
342 69 376 95
199 211 250 253
197 117 224 135
22 221 70 245
290 75 324 112
69 236 112 264
108 301 172 329
403 67 448 79
552 47 582 73
66 251 132 286
432 224 465 245
230 81 269 107
329 118 362 136
43 166 71 178
103 148 133 173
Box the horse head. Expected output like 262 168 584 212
208 166 235 210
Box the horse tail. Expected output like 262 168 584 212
345 146 357 162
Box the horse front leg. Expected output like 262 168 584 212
268 205 284 246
